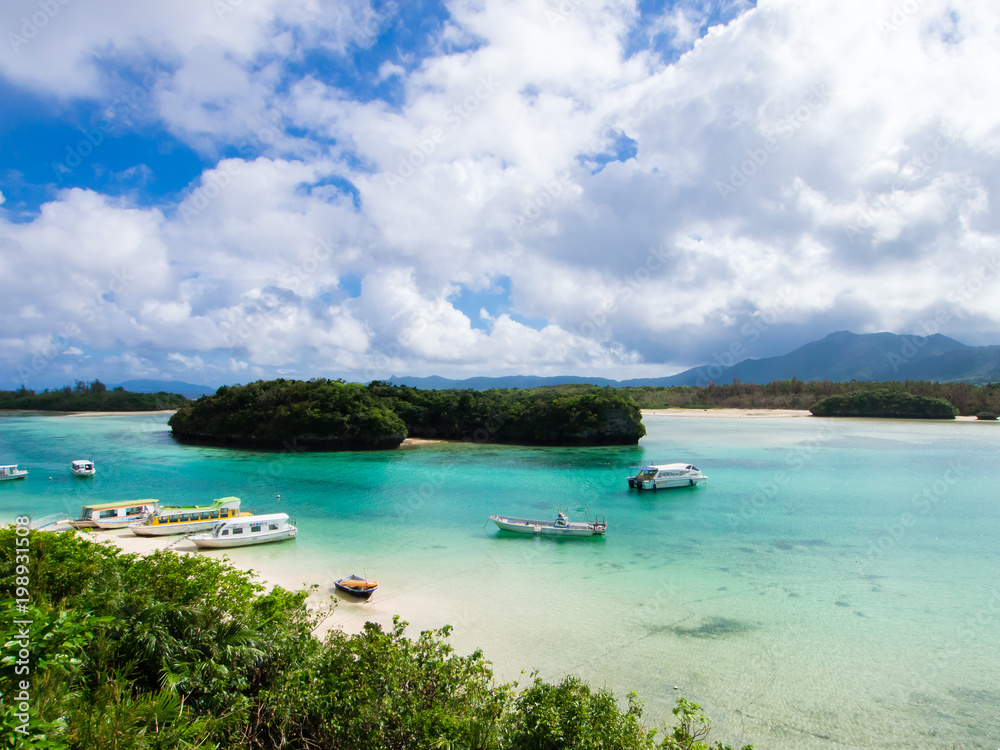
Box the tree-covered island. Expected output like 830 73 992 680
167 379 646 450
0 381 188 412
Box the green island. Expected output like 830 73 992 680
807 388 958 418
0 381 188 412
617 379 1000 416
167 379 646 449
1 527 750 750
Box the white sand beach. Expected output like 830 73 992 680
641 408 812 418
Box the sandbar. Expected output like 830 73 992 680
641 408 812 418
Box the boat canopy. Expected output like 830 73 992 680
81 499 158 512
159 496 241 511
217 512 289 527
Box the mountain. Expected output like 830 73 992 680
114 379 216 398
658 331 976 386
391 331 1000 390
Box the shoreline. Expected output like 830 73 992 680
72 527 393 638
641 407 812 418
1 409 178 417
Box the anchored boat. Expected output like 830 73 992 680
333 574 379 599
130 496 243 536
627 463 707 490
187 513 297 548
0 464 28 481
71 459 96 476
489 510 607 537
73 499 158 529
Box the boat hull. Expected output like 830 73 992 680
629 476 706 490
93 516 152 529
334 575 378 598
131 519 221 536
189 528 297 548
0 473 27 481
489 515 606 537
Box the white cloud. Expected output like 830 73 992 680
4 0 1000 386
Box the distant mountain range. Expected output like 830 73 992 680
114 379 216 398
391 331 1000 390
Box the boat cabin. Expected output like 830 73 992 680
75 499 158 528
210 513 291 539
143 497 242 529
71 460 95 475
0 464 28 480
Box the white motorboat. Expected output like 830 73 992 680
0 464 28 481
489 510 607 537
130 496 243 536
627 463 707 490
71 459 95 476
76 499 159 529
187 512 296 548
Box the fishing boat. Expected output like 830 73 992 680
489 510 607 537
333 574 379 599
129 496 243 536
71 459 95 476
73 499 158 529
627 463 707 490
187 513 297 548
0 464 28 481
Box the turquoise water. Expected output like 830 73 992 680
1 411 998 748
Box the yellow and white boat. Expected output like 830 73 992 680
129 496 242 536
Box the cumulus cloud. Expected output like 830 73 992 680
2 0 1000 387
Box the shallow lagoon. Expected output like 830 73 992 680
1 411 998 748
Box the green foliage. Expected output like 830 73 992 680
0 529 746 750
169 380 645 449
622 379 1000 416
168 378 407 449
808 388 958 418
0 381 187 411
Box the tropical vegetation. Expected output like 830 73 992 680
808 389 958 418
0 381 188 412
0 528 749 749
168 379 646 449
614 379 1000 416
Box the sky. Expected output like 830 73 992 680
1 0 999 389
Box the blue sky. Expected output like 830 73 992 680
1 0 998 389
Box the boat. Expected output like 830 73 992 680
71 459 95 476
0 464 28 481
627 463 707 490
187 513 297 548
489 510 607 537
129 496 243 536
73 499 158 529
333 574 379 599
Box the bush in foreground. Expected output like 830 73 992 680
1 528 748 749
